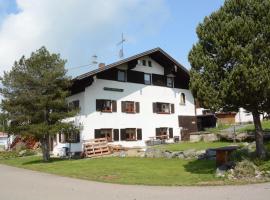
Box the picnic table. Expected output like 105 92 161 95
209 146 239 167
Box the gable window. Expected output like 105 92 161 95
144 73 151 85
166 77 174 88
148 61 152 67
153 102 174 114
96 99 117 112
122 101 140 113
95 129 112 142
142 60 146 66
180 93 186 105
117 70 126 82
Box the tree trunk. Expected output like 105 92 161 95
252 111 266 159
40 134 50 162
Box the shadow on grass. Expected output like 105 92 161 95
184 159 216 174
22 157 70 165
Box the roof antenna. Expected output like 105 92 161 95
117 33 126 59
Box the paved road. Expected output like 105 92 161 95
0 164 270 200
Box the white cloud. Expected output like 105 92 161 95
0 0 169 77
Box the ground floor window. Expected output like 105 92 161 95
59 132 80 143
95 129 113 142
155 127 173 139
120 128 142 141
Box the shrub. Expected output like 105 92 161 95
232 160 257 179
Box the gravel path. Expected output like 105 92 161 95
0 164 270 200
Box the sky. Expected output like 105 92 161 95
0 0 225 78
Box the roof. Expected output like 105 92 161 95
75 47 189 80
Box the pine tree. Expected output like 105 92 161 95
0 47 78 161
189 0 270 158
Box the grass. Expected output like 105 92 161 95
0 156 220 186
205 123 231 133
153 141 238 152
237 120 270 133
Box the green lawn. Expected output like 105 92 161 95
205 123 231 133
153 141 238 152
0 156 221 186
238 120 270 133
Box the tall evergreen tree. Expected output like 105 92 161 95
0 47 78 161
189 0 270 158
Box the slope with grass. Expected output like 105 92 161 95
153 141 237 152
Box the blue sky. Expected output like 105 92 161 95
0 0 224 77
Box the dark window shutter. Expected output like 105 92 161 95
96 99 103 111
120 129 126 140
121 101 126 112
94 129 101 139
153 103 157 113
112 100 117 112
169 128 173 138
135 102 140 113
155 128 160 136
113 129 119 141
137 128 142 140
171 104 175 113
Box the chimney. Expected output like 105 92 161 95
98 63 105 69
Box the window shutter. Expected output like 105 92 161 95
135 102 140 113
113 129 119 141
112 100 117 112
96 99 103 111
137 128 142 140
169 128 173 138
153 103 157 113
121 101 126 112
171 104 175 113
155 128 160 136
120 129 126 140
94 129 101 139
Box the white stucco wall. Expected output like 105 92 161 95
53 58 196 154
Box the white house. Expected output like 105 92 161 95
52 48 198 155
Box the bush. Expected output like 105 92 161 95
230 148 251 162
232 160 257 179
0 151 19 159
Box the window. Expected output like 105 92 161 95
125 128 137 141
153 102 174 114
59 132 80 143
117 70 126 82
167 77 174 88
180 93 186 105
120 128 142 141
157 103 170 113
96 99 117 112
144 73 151 85
68 100 80 109
148 61 152 67
122 101 140 113
155 127 173 139
142 60 146 66
95 129 113 142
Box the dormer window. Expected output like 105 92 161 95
117 70 126 82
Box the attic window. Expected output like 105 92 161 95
142 60 146 66
117 70 126 82
148 61 152 67
180 93 186 105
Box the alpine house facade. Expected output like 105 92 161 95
53 48 197 155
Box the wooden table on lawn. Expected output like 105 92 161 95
209 146 239 167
